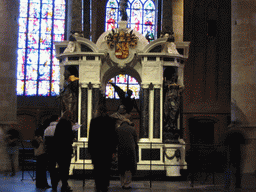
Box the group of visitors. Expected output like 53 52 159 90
33 111 74 192
88 95 138 192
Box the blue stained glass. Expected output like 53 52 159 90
18 33 27 48
28 18 40 33
53 20 65 34
105 84 114 99
42 3 53 19
17 0 66 96
41 19 52 33
17 64 25 80
17 80 25 95
53 34 64 42
38 81 50 96
132 0 142 9
40 34 52 49
40 49 51 64
54 4 66 19
42 0 52 3
129 84 140 99
25 81 37 96
29 2 41 18
107 0 118 8
39 65 50 80
105 0 156 40
27 33 39 49
26 64 38 80
51 81 60 95
52 65 60 80
17 49 26 64
54 0 66 4
19 2 28 17
18 18 28 33
52 50 60 65
27 49 39 64
145 0 155 9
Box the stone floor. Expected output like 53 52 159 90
0 171 256 192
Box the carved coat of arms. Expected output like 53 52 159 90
106 29 138 59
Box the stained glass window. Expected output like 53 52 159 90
17 0 66 96
105 0 156 41
106 74 140 99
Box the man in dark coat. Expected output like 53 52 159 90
117 121 138 189
88 96 118 192
222 127 245 191
54 111 74 192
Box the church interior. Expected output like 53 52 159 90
0 0 256 182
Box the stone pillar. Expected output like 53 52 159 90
83 0 91 39
161 0 183 41
153 88 161 138
91 87 100 119
80 88 88 137
231 0 256 173
70 0 83 33
162 0 173 33
140 87 149 138
0 0 19 172
172 0 183 42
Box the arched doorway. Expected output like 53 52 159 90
104 73 141 139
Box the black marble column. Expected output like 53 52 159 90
83 0 91 38
153 88 161 138
80 88 88 137
161 0 173 32
92 88 100 118
140 88 149 138
71 0 83 33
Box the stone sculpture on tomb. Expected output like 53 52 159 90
58 68 79 123
163 75 183 143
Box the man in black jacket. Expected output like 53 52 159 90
88 96 118 192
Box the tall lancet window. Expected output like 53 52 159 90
17 0 66 96
105 0 156 41
106 74 140 99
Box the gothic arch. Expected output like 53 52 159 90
101 66 142 93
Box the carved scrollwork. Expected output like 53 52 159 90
163 147 181 162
